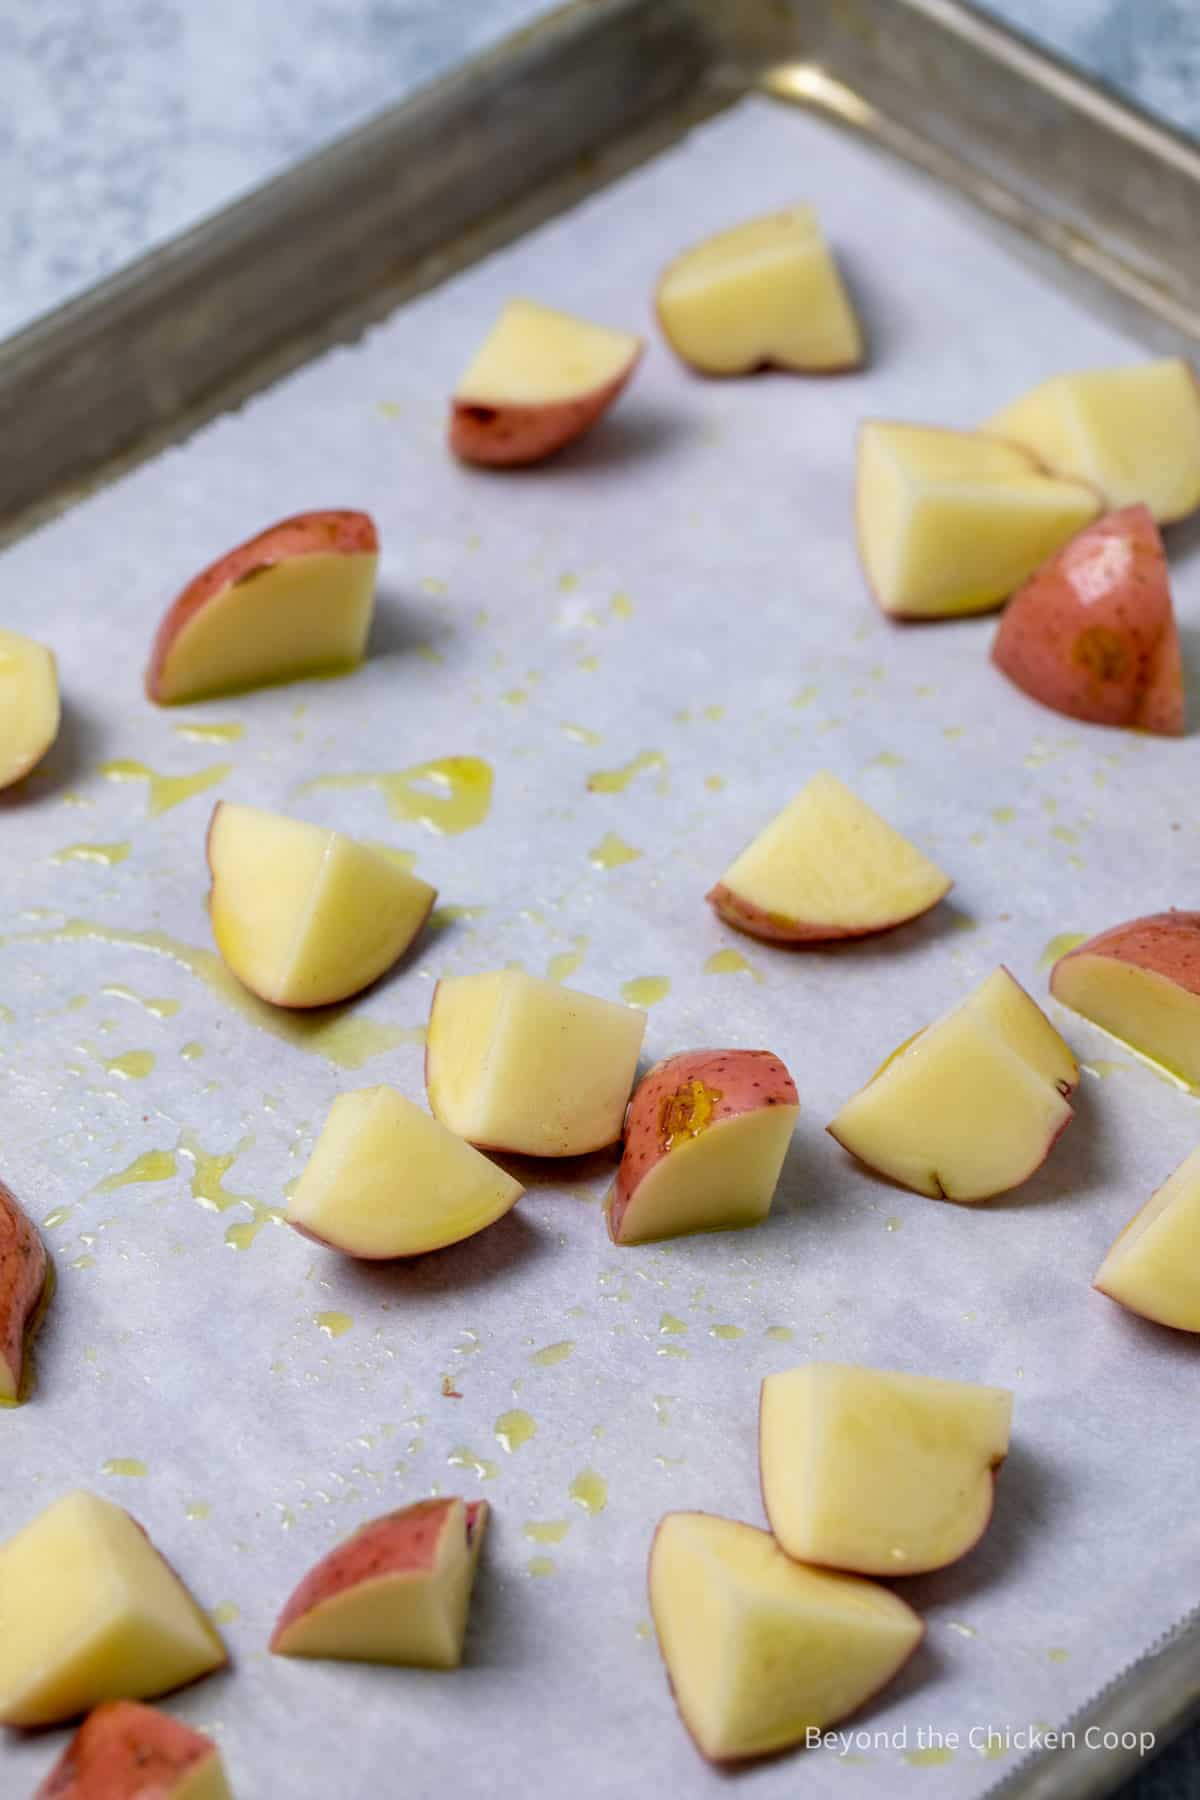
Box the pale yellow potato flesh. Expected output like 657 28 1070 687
176 1762 235 1800
649 1512 922 1762
425 970 646 1155
964 966 1079 1094
712 770 949 939
985 359 1200 524
0 629 60 790
0 1490 225 1727
287 1087 522 1258
208 802 435 1008
1051 954 1200 1089
760 1363 1013 1575
829 974 1074 1201
454 300 641 405
857 422 1100 617
656 207 862 373
154 550 377 703
608 1106 799 1244
1095 1146 1200 1330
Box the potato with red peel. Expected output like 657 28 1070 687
145 509 378 704
760 1363 1013 1577
992 506 1183 734
0 630 60 790
1050 911 1200 1089
0 1177 50 1405
707 771 950 944
648 1511 923 1764
34 1700 232 1800
1094 1147 1200 1331
449 300 642 467
607 1049 798 1244
271 1498 487 1668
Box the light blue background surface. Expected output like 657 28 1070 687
2 4 1197 1795
1 1 1199 339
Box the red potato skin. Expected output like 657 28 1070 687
607 1049 797 1243
706 879 950 945
647 1512 925 1766
270 1499 486 1652
34 1701 220 1799
754 1385 1006 1576
448 351 642 468
992 505 1183 734
1051 911 1200 1001
0 1177 49 1401
144 509 378 703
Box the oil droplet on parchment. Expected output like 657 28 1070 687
765 1325 794 1342
569 1469 608 1514
904 1747 955 1767
704 948 762 981
102 1458 147 1478
102 985 181 1019
561 722 601 746
587 751 666 794
523 1519 569 1544
659 1313 687 1336
526 1556 557 1578
302 756 492 834
991 806 1015 825
589 832 641 869
1039 932 1086 967
709 1324 743 1341
98 1149 177 1192
531 1340 573 1367
448 1446 498 1482
99 760 231 817
179 1133 282 1250
185 1500 211 1520
1047 1647 1070 1663
173 722 244 743
546 937 588 983
52 842 130 866
104 1050 155 1080
495 1410 536 1453
181 1041 205 1061
314 1311 352 1340
621 976 670 1007
885 1216 904 1233
1083 1059 1127 1081
610 590 634 619
0 920 413 1069
210 1601 240 1626
947 1620 978 1639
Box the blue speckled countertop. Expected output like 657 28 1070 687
3 4 1199 1797
2 1 1199 341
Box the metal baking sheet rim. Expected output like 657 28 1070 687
3 3 1200 1796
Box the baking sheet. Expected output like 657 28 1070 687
3 94 1200 1798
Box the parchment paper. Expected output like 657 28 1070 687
3 96 1199 1799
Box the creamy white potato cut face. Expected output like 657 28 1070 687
0 1490 225 1727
